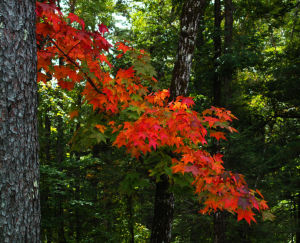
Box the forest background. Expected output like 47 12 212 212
36 0 299 242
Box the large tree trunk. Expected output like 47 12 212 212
0 0 40 242
150 1 205 242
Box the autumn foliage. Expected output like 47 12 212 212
36 1 268 224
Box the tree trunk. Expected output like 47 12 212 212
0 0 40 242
127 195 135 243
213 0 222 107
150 175 175 243
224 0 233 107
297 193 300 243
214 212 226 243
213 1 227 242
170 0 204 101
56 112 67 243
151 1 205 242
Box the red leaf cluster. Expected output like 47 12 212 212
36 1 268 224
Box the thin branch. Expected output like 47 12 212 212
49 37 103 94
66 41 81 56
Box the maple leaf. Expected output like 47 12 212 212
237 208 256 225
58 80 75 90
99 54 112 68
172 163 185 174
184 165 199 176
203 116 220 127
210 131 226 141
256 189 264 199
98 23 109 34
180 97 195 107
36 2 57 17
259 200 269 210
181 154 195 165
95 124 106 133
68 13 85 29
262 210 276 222
148 138 158 150
116 42 131 54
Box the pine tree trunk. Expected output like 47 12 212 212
151 1 204 242
0 0 40 242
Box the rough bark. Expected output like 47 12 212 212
0 0 40 242
169 0 204 101
151 1 205 242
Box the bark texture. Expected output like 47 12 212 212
169 0 204 101
151 1 205 242
0 0 40 242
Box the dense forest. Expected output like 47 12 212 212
0 0 299 242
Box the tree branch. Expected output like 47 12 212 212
49 38 103 94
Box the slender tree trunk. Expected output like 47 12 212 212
56 112 67 243
297 193 300 243
214 212 226 243
212 1 227 243
194 0 208 91
44 112 54 243
0 0 40 242
150 175 175 243
128 195 135 243
169 0 204 101
213 0 222 107
151 1 204 242
224 0 233 107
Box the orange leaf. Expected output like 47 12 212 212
95 124 106 133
